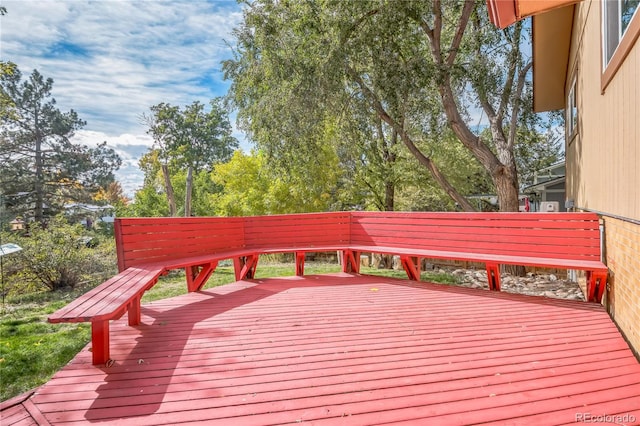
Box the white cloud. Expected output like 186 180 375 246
1 0 248 195
70 130 154 196
72 130 153 148
1 0 243 135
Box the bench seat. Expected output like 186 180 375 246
348 244 607 271
48 265 165 364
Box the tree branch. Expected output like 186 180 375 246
346 65 476 211
445 0 476 68
497 23 522 122
507 61 533 149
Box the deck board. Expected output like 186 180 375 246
6 273 640 425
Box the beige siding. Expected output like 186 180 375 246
567 0 640 221
566 1 640 356
603 216 640 354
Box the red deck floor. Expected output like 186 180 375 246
4 273 640 425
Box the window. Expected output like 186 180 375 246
602 0 640 67
566 76 578 142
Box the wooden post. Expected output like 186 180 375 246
128 297 141 326
486 263 501 291
91 320 110 365
295 252 305 276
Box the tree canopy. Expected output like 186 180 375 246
0 64 121 222
224 0 560 212
134 99 238 216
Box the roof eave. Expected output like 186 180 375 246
486 0 580 29
532 5 576 112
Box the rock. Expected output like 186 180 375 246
432 266 585 302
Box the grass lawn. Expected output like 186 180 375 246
0 261 458 402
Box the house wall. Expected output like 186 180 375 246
566 1 640 354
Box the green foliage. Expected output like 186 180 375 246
122 157 222 217
138 99 238 217
2 217 117 293
0 65 121 222
514 129 564 188
145 98 237 173
224 0 560 212
210 149 339 216
360 266 461 285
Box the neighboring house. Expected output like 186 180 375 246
522 162 566 212
488 0 640 355
64 203 115 228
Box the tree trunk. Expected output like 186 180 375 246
184 166 193 217
492 164 520 212
494 161 526 276
161 164 177 217
34 127 44 223
384 181 394 211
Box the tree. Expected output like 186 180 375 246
225 0 549 212
210 149 339 216
143 99 238 216
93 182 129 207
0 66 121 222
3 216 117 292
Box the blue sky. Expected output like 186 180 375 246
1 0 246 196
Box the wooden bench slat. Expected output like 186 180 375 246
119 228 245 243
350 211 601 222
348 245 606 271
49 266 163 323
349 236 601 258
350 229 601 248
350 222 600 237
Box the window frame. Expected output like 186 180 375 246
601 0 640 91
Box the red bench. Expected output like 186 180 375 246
347 212 608 302
49 211 608 365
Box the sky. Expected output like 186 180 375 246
1 0 246 196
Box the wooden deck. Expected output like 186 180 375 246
5 273 640 425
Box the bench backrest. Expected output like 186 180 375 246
349 211 602 262
115 211 603 270
114 212 351 271
115 217 245 270
243 211 351 250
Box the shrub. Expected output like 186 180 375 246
2 216 117 293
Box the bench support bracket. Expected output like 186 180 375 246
91 320 110 365
587 270 608 303
235 255 259 280
401 256 421 281
486 263 501 291
186 262 218 292
341 250 360 273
